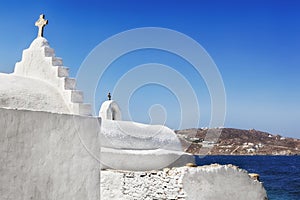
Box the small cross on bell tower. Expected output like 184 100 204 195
35 14 48 38
107 92 111 100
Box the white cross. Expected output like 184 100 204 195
35 14 48 38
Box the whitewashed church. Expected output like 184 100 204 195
0 15 268 200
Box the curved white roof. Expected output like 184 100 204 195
0 73 69 114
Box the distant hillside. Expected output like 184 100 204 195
175 128 300 155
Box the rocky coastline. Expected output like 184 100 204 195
176 128 300 155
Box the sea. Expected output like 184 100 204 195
195 155 300 200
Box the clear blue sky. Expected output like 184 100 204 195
0 0 299 138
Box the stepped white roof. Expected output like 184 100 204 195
0 37 91 115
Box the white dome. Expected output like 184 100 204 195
0 73 69 114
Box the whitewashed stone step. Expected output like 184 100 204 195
64 78 76 90
71 91 84 103
56 66 69 77
44 47 55 57
52 57 63 66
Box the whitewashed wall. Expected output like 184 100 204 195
0 108 100 200
101 165 268 200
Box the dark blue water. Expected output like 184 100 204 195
195 156 300 200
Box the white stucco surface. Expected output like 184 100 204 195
100 119 182 150
0 73 69 114
101 164 268 200
0 108 100 200
99 119 194 170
